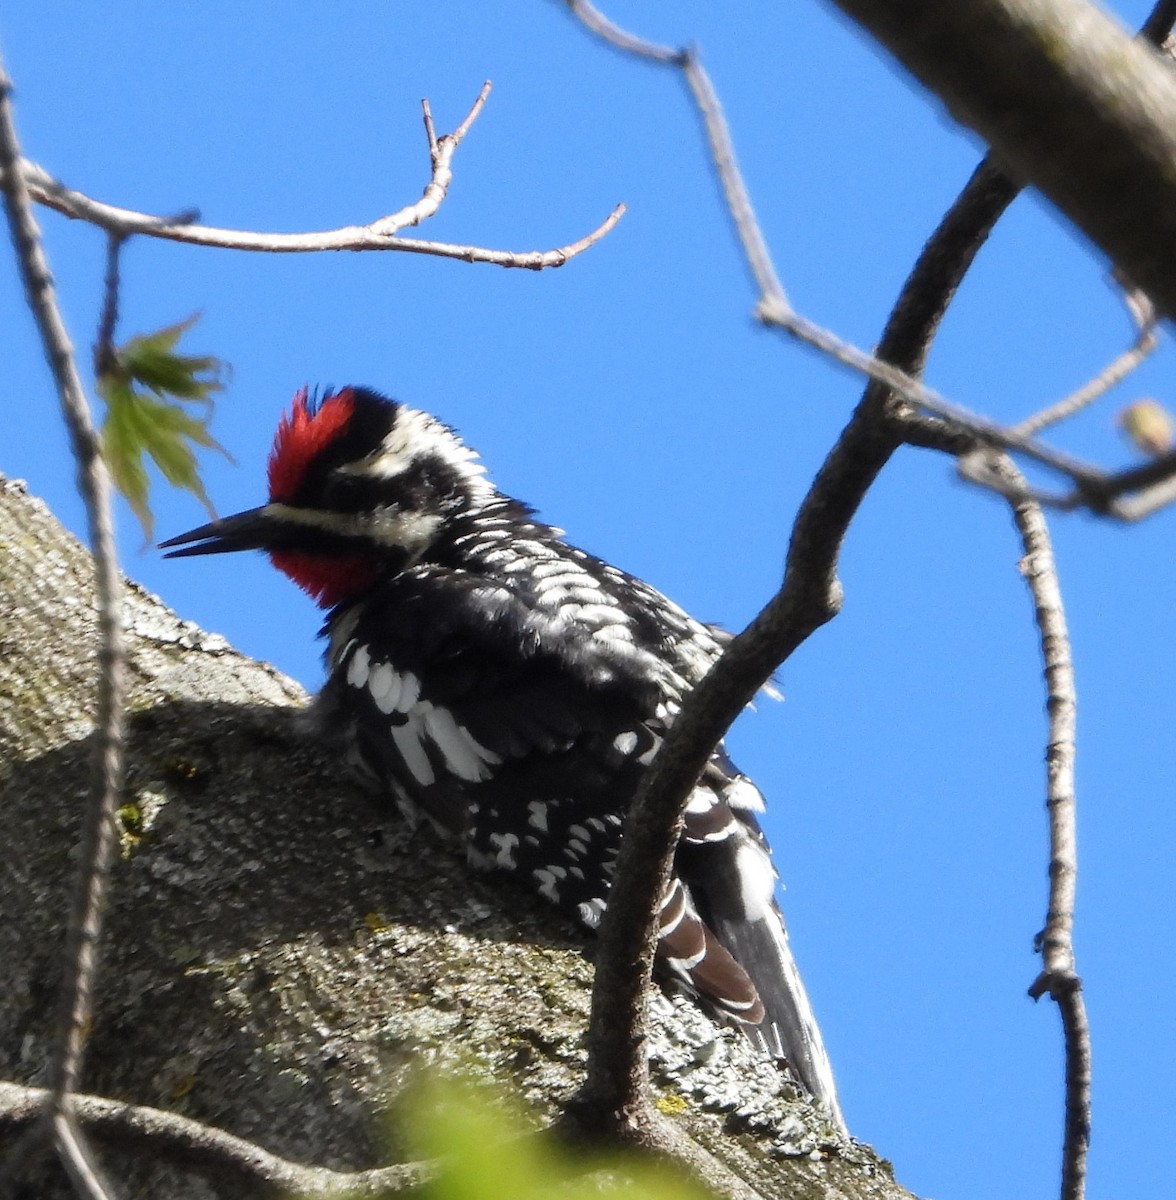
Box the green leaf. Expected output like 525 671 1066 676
97 313 229 542
101 379 154 539
406 1079 710 1200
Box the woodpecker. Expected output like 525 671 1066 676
162 385 842 1128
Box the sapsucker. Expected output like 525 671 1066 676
163 385 842 1127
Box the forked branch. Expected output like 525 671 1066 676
567 0 1176 517
5 83 625 270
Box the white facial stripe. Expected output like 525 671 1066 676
266 502 360 534
264 502 443 552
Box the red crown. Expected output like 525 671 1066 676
267 386 356 502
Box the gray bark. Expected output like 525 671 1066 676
0 475 915 1200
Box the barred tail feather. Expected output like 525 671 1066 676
678 766 845 1133
710 905 845 1133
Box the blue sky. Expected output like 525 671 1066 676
3 4 1174 1197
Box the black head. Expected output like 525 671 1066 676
160 386 495 606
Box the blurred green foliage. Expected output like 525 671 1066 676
407 1079 710 1200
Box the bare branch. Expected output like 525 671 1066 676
756 299 1102 481
996 461 1089 1200
564 1 680 63
53 1112 119 1200
825 0 1176 323
566 2 786 306
93 232 126 379
942 452 1092 1199
0 1083 428 1199
1012 284 1159 439
368 81 490 237
758 267 1176 518
449 79 492 143
1102 468 1176 519
0 45 126 1198
958 437 1176 516
567 1 1176 518
4 84 624 270
421 100 439 161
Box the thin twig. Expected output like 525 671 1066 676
949 452 1091 1200
421 99 439 162
757 298 1105 485
1010 285 1158 439
449 80 492 143
93 232 125 378
566 2 783 303
957 439 1176 515
994 458 1089 1200
564 1 680 63
369 81 490 236
1103 468 1176 519
0 1083 428 1199
677 48 786 301
1015 338 1156 438
0 46 125 1200
15 157 624 267
3 84 624 270
54 1113 117 1200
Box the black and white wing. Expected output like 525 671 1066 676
317 560 843 1127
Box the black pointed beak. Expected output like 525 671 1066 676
159 505 279 558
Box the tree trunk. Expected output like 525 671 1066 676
0 475 915 1200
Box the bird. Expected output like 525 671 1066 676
161 384 843 1128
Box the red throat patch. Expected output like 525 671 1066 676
269 549 379 609
268 386 356 502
